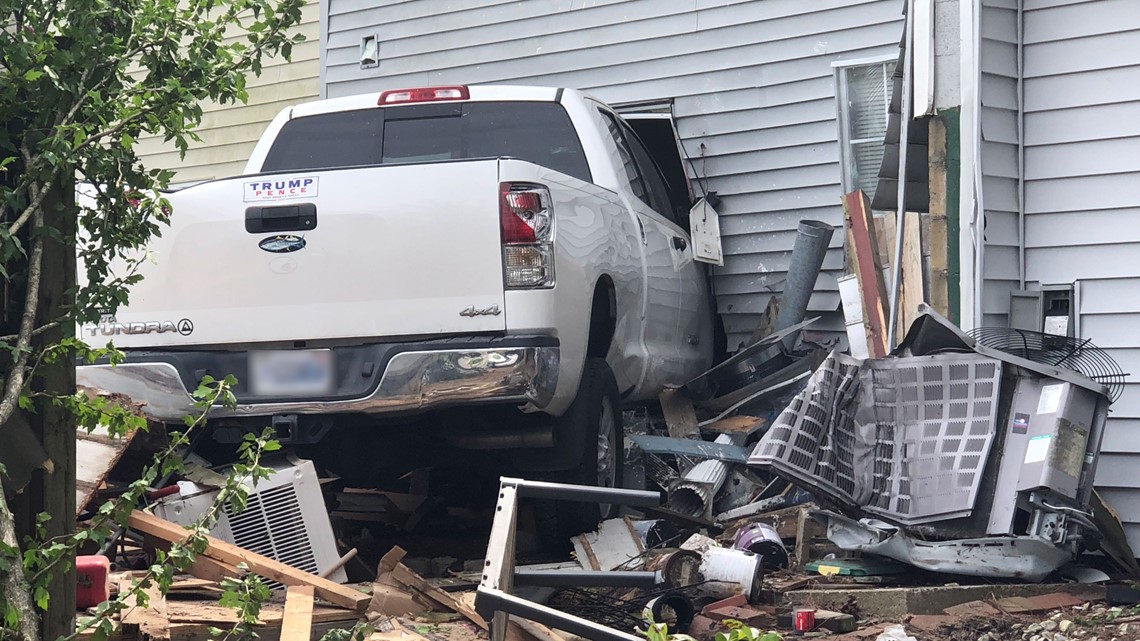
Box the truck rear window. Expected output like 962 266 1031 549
260 101 591 183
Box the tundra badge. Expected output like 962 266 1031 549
460 305 502 317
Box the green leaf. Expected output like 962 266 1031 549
34 585 51 610
23 69 43 81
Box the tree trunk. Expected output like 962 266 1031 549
0 477 40 641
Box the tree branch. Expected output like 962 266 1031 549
0 197 45 430
0 202 45 641
0 322 59 344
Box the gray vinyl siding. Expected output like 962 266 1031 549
977 0 1021 328
321 0 905 348
1018 0 1140 551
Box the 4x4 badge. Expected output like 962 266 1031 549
460 305 502 317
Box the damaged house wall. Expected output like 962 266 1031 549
973 0 1140 553
318 0 906 348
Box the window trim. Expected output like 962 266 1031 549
833 54 898 199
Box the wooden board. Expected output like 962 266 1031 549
162 602 357 626
187 554 245 582
927 117 951 318
119 578 170 641
900 211 925 335
700 415 767 438
659 387 699 439
129 511 370 611
282 586 315 641
76 425 140 516
843 191 890 358
76 604 358 641
390 564 487 630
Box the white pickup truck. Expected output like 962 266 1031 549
78 85 716 531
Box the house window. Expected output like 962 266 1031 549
836 59 896 201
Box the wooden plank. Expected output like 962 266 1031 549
163 602 356 626
900 211 925 336
390 564 487 630
74 416 141 516
282 586 315 641
119 578 170 641
928 117 951 318
168 579 219 591
128 511 370 611
700 415 767 438
187 554 245 582
843 191 890 358
659 387 699 439
169 620 353 641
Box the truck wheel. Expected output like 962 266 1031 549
533 358 623 547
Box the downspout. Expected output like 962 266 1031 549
887 0 915 347
1017 0 1026 289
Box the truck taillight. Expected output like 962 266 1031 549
377 86 470 105
500 182 554 289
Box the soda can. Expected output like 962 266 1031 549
793 608 816 633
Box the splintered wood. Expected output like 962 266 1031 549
77 424 140 516
843 191 890 358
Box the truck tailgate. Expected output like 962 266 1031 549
98 161 506 347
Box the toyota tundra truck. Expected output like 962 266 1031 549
77 85 716 532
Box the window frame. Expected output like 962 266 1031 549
833 54 898 200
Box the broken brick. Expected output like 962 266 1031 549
702 605 776 628
992 592 1088 614
942 600 1003 618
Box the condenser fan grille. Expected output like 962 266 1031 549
968 327 1127 402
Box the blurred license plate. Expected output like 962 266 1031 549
250 350 334 397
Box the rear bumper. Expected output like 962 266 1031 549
76 338 559 422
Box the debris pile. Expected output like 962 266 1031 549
61 221 1138 641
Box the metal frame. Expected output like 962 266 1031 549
475 478 666 641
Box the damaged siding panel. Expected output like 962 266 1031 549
323 0 906 349
1021 0 1140 552
978 0 1021 329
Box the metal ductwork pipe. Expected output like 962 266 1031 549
775 219 836 338
667 435 733 519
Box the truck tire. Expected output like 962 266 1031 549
532 357 623 547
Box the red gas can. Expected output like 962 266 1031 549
76 555 111 609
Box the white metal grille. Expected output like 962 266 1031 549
224 483 319 584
